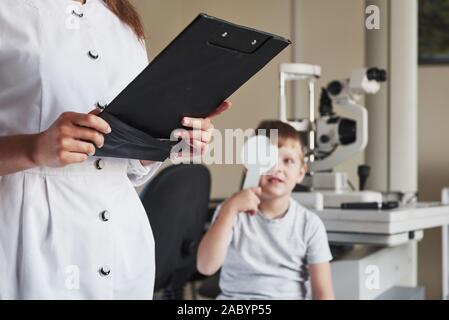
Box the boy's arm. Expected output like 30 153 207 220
196 203 237 276
309 262 335 300
197 187 262 276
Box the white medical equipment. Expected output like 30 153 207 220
280 63 387 208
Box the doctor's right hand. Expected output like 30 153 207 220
31 110 111 167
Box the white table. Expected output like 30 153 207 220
314 203 449 245
313 202 449 299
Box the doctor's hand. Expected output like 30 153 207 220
174 100 232 155
31 109 111 167
140 101 232 166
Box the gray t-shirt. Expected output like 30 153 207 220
214 198 332 300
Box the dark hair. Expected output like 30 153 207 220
256 120 306 162
104 0 145 40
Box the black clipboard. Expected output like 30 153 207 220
95 13 291 161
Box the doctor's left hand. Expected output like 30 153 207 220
140 101 232 165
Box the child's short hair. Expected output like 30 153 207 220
256 120 306 164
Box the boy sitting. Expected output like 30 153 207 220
197 120 334 300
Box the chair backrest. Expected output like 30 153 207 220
140 164 211 296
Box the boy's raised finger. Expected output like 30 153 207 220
252 187 262 197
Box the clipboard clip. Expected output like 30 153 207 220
208 25 271 54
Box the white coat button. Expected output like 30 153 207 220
72 10 83 18
88 50 99 60
99 266 111 276
100 210 110 222
96 102 108 111
95 159 105 170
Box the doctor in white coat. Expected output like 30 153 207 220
0 0 230 299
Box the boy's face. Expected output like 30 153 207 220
259 139 307 200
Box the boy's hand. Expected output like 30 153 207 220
222 187 262 216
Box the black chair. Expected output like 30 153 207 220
140 164 211 299
197 270 221 299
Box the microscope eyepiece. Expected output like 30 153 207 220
319 87 334 116
367 68 387 82
327 81 343 96
338 118 356 145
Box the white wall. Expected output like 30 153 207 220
417 66 449 300
294 0 366 188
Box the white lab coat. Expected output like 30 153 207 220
0 0 162 299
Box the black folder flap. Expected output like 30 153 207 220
96 112 176 161
96 13 291 161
